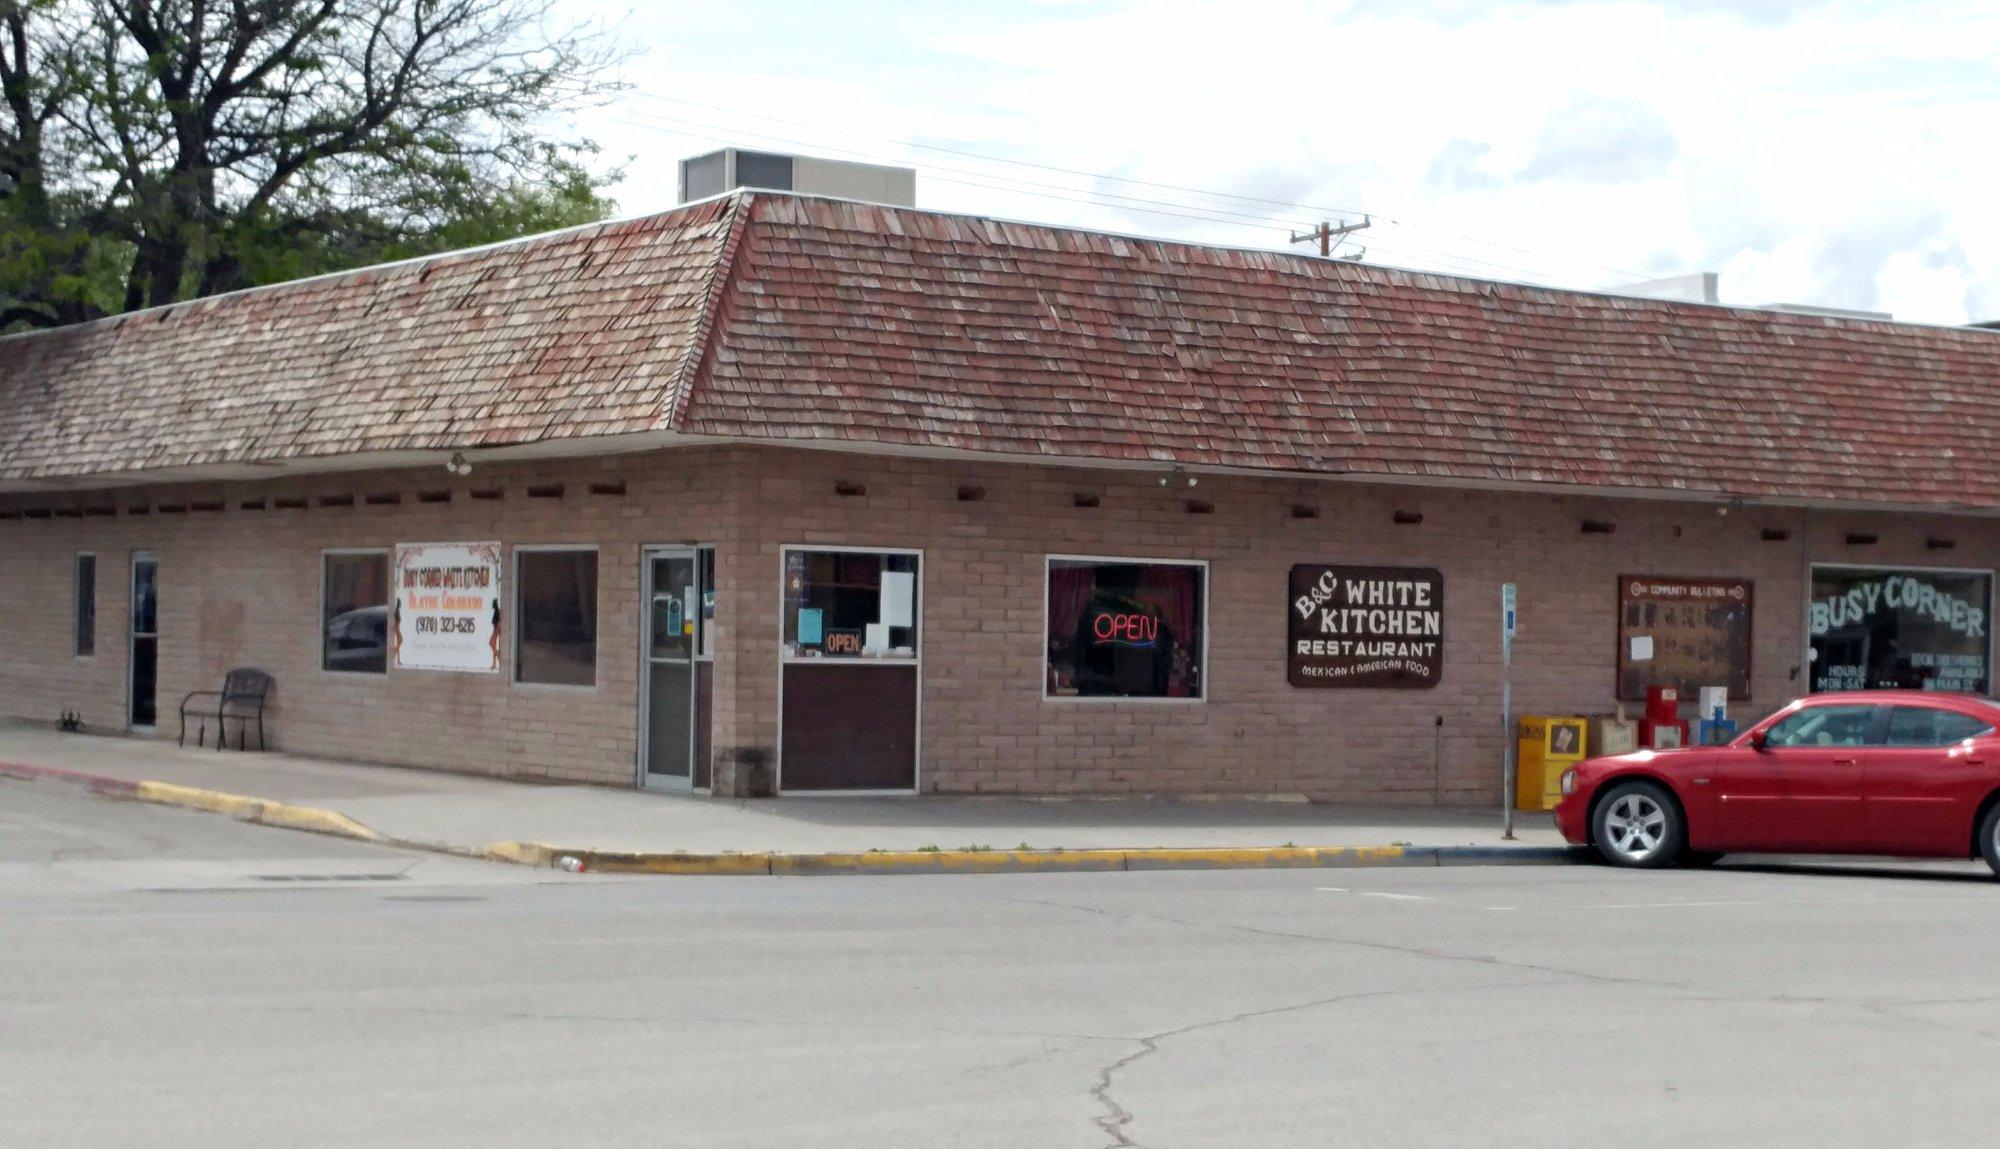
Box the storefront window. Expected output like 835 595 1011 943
782 549 919 660
516 548 598 686
322 551 388 674
1046 558 1204 699
1809 566 1991 694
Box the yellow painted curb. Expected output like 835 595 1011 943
1122 845 1408 870
571 850 776 875
132 780 385 843
775 849 1129 875
482 841 561 867
99 779 1578 876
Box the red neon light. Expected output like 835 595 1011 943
1092 612 1159 645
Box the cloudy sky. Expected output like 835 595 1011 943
567 0 1994 325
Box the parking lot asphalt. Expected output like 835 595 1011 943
6 782 1999 1148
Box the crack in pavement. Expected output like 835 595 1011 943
1087 978 1563 1149
958 1036 1081 1081
1023 891 2000 1030
996 893 1748 1003
996 893 2000 1143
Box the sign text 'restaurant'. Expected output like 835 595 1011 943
1288 565 1444 689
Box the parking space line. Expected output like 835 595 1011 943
1315 887 1433 902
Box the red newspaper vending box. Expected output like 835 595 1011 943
1638 685 1689 750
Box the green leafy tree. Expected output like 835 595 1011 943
0 0 621 330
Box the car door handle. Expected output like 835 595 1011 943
1833 758 1858 766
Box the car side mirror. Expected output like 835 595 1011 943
1748 729 1768 751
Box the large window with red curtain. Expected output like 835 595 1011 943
1046 558 1205 699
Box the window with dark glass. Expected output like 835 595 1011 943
517 549 598 686
1046 559 1204 699
1883 706 1993 747
782 550 918 659
1764 705 1876 748
74 554 95 657
322 551 389 674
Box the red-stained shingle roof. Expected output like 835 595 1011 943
0 196 743 485
5 190 1999 510
685 196 2000 509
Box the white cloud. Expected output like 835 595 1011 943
1520 99 1679 184
565 0 2000 324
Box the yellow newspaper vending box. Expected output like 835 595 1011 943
1517 716 1588 811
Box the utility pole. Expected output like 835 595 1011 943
1289 215 1371 257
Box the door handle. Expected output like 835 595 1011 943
1833 758 1857 766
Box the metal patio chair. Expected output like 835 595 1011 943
178 668 273 751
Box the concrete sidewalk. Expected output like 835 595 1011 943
0 721 1573 873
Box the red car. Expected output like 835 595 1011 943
1556 690 2000 873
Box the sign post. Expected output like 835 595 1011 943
1501 582 1517 840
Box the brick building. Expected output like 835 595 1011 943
2 192 1997 801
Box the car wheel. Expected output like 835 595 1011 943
1592 781 1684 869
1978 804 2000 878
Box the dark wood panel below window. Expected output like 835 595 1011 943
781 663 917 791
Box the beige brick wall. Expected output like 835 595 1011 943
3 443 1995 804
0 447 754 785
732 450 2000 802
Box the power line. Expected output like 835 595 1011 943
609 110 1631 287
620 99 1795 305
623 90 1381 219
619 109 1682 291
609 110 1317 232
1289 218 1371 258
618 89 1663 284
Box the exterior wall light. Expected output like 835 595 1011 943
445 452 473 476
1159 466 1196 489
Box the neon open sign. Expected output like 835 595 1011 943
1092 612 1158 647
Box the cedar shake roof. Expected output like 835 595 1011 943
3 190 1999 510
0 196 744 486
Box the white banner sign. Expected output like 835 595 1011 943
392 542 503 673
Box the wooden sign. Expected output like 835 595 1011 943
1288 565 1444 688
1617 575 1753 702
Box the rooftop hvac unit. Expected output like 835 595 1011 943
678 149 916 207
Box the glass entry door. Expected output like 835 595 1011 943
129 553 158 729
640 547 712 789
